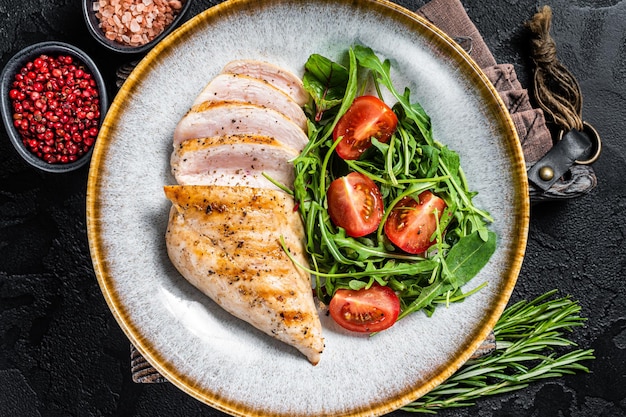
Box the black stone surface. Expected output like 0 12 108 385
1 1 625 416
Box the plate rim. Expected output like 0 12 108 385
86 0 530 415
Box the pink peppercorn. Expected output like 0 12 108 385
9 54 101 165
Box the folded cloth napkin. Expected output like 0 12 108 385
129 0 594 383
481 65 553 164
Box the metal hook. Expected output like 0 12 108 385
557 121 602 165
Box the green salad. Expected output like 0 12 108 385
280 45 496 333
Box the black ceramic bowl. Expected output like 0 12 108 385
0 41 109 173
82 0 193 54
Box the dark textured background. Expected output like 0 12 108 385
1 1 625 416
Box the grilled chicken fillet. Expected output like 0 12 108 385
173 101 309 151
192 73 307 130
164 185 323 365
221 60 309 106
170 135 299 190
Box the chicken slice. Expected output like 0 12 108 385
192 74 308 131
221 60 309 107
164 185 324 365
171 135 299 190
173 102 309 152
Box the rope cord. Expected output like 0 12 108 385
526 5 583 131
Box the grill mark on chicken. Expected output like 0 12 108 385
165 185 323 364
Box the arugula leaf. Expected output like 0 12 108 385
439 145 460 181
303 54 349 121
446 230 497 286
398 280 452 320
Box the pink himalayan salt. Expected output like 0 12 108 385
93 0 184 47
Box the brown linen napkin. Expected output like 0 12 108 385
129 0 593 384
417 0 496 68
481 65 552 164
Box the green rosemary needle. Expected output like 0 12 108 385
402 289 595 413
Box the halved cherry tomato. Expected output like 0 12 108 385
384 191 447 254
327 172 384 237
329 284 401 332
333 95 398 160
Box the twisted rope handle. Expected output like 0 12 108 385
527 6 584 132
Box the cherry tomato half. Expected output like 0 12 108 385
333 95 398 160
327 172 384 237
384 191 447 254
329 284 401 333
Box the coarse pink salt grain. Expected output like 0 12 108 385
129 19 141 32
93 0 184 47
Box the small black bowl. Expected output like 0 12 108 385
82 0 193 54
0 41 109 173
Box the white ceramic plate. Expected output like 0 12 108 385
87 1 529 416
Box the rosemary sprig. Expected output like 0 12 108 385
402 289 595 413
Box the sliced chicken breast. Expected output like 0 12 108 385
164 185 324 365
192 74 308 131
173 102 309 152
171 135 299 190
221 60 309 107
